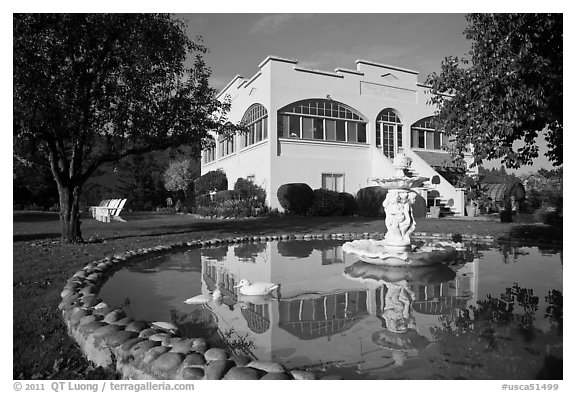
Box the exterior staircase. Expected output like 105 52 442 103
402 149 465 217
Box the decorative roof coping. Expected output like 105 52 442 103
334 67 364 76
293 66 344 79
244 71 262 88
258 55 299 69
356 59 419 75
216 75 244 98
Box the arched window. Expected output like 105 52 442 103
376 108 402 159
277 99 367 143
202 137 216 164
411 117 444 150
241 104 268 147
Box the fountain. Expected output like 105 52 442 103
342 153 459 267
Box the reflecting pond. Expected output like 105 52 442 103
99 240 562 379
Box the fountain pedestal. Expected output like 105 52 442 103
342 153 459 267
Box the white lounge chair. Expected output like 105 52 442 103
92 198 127 222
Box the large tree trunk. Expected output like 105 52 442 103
58 183 83 243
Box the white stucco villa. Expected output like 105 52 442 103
201 56 475 216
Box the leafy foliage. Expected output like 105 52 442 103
308 189 357 216
163 159 199 199
426 14 562 169
277 183 315 215
520 167 562 213
194 169 228 196
13 14 239 241
355 186 388 217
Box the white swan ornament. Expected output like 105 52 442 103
233 279 279 296
184 289 222 305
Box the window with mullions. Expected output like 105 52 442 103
277 99 367 143
241 104 268 148
218 134 235 157
411 117 444 150
203 143 216 164
376 109 403 159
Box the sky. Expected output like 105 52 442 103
175 12 557 174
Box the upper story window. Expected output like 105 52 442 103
241 104 268 147
218 134 235 158
411 117 445 150
203 139 216 164
277 99 367 143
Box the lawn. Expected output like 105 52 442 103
12 211 562 379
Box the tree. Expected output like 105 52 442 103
163 159 199 201
426 14 562 169
13 14 239 242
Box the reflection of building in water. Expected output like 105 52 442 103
278 291 369 339
196 241 481 376
241 304 271 334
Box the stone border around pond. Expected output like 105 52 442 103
60 231 497 380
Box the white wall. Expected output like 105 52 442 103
203 56 441 210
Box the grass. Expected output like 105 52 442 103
12 211 562 379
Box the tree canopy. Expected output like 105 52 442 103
426 14 562 169
13 13 237 242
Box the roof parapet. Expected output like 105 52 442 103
335 67 364 76
294 66 344 79
258 55 299 69
216 75 244 99
356 59 419 75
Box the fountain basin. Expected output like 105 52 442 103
342 239 459 267
372 176 429 189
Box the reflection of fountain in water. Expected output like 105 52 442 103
345 260 463 367
343 153 460 267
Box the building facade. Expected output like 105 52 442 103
202 56 473 215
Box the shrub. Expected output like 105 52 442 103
234 178 266 205
338 192 358 216
194 169 228 195
307 189 357 216
277 183 315 215
355 186 388 217
534 206 562 225
213 190 239 203
156 207 177 214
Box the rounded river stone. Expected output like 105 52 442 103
69 308 90 326
223 367 261 380
91 324 121 340
203 348 227 362
204 360 234 380
182 367 204 380
113 317 134 327
126 321 149 333
104 330 138 347
182 353 206 367
229 354 252 367
169 340 194 354
148 333 171 342
103 310 126 324
119 337 146 353
143 346 170 364
78 321 107 337
246 360 285 373
78 315 100 327
260 372 292 380
130 340 160 358
152 353 183 374
190 339 207 354
139 328 159 338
